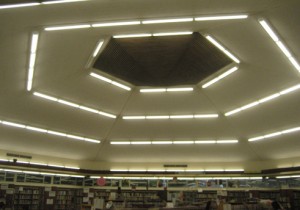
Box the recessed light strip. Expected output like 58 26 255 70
225 84 300 116
205 35 240 63
153 31 193 36
42 0 88 4
92 41 104 57
0 119 100 144
140 87 193 93
259 19 300 71
45 24 91 31
248 126 300 142
195 15 248 21
202 66 239 88
27 33 39 91
90 72 131 91
0 168 84 177
33 92 116 119
110 140 238 145
0 3 40 9
142 18 193 24
92 21 141 27
123 114 218 120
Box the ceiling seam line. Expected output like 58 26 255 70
93 89 135 161
195 85 264 161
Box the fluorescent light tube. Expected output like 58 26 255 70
194 114 219 118
47 130 67 137
34 92 57 101
142 18 193 24
113 34 152 38
170 115 194 119
173 141 194 144
166 169 185 172
248 127 300 142
42 0 87 4
206 35 240 63
44 24 91 31
131 141 152 145
23 171 40 174
128 169 147 172
122 116 146 120
202 66 238 88
225 84 300 116
65 166 80 170
93 41 104 57
178 177 195 180
90 72 112 83
2 121 26 128
140 89 166 93
289 57 300 71
58 99 79 108
225 169 244 172
26 126 47 133
151 141 173 144
17 161 29 164
90 72 131 91
111 81 131 91
92 21 140 27
30 162 47 166
280 84 300 94
146 116 170 119
48 164 65 168
111 141 129 145
153 31 193 36
147 170 166 172
259 20 279 42
34 92 116 119
27 33 39 91
185 170 205 172
195 15 248 21
4 169 22 173
166 87 194 92
0 3 40 9
259 19 300 72
276 41 292 57
1 119 100 143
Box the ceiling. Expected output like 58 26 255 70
0 0 300 174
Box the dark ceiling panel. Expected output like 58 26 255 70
94 33 232 86
94 33 231 86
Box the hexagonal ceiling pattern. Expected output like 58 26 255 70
94 32 232 86
0 0 300 175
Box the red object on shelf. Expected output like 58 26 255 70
96 177 106 186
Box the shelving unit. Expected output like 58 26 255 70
14 187 43 210
54 189 76 210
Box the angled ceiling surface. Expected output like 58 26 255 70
0 0 300 173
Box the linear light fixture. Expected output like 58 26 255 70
195 15 248 21
92 41 104 57
153 31 193 36
90 72 131 91
0 119 100 144
205 35 240 63
225 83 300 116
92 21 140 27
42 0 87 4
142 18 193 24
140 87 193 93
248 126 300 142
27 33 39 91
123 114 218 120
33 92 116 119
202 66 238 88
110 140 238 145
113 34 152 38
0 2 40 9
259 19 300 71
44 24 91 31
